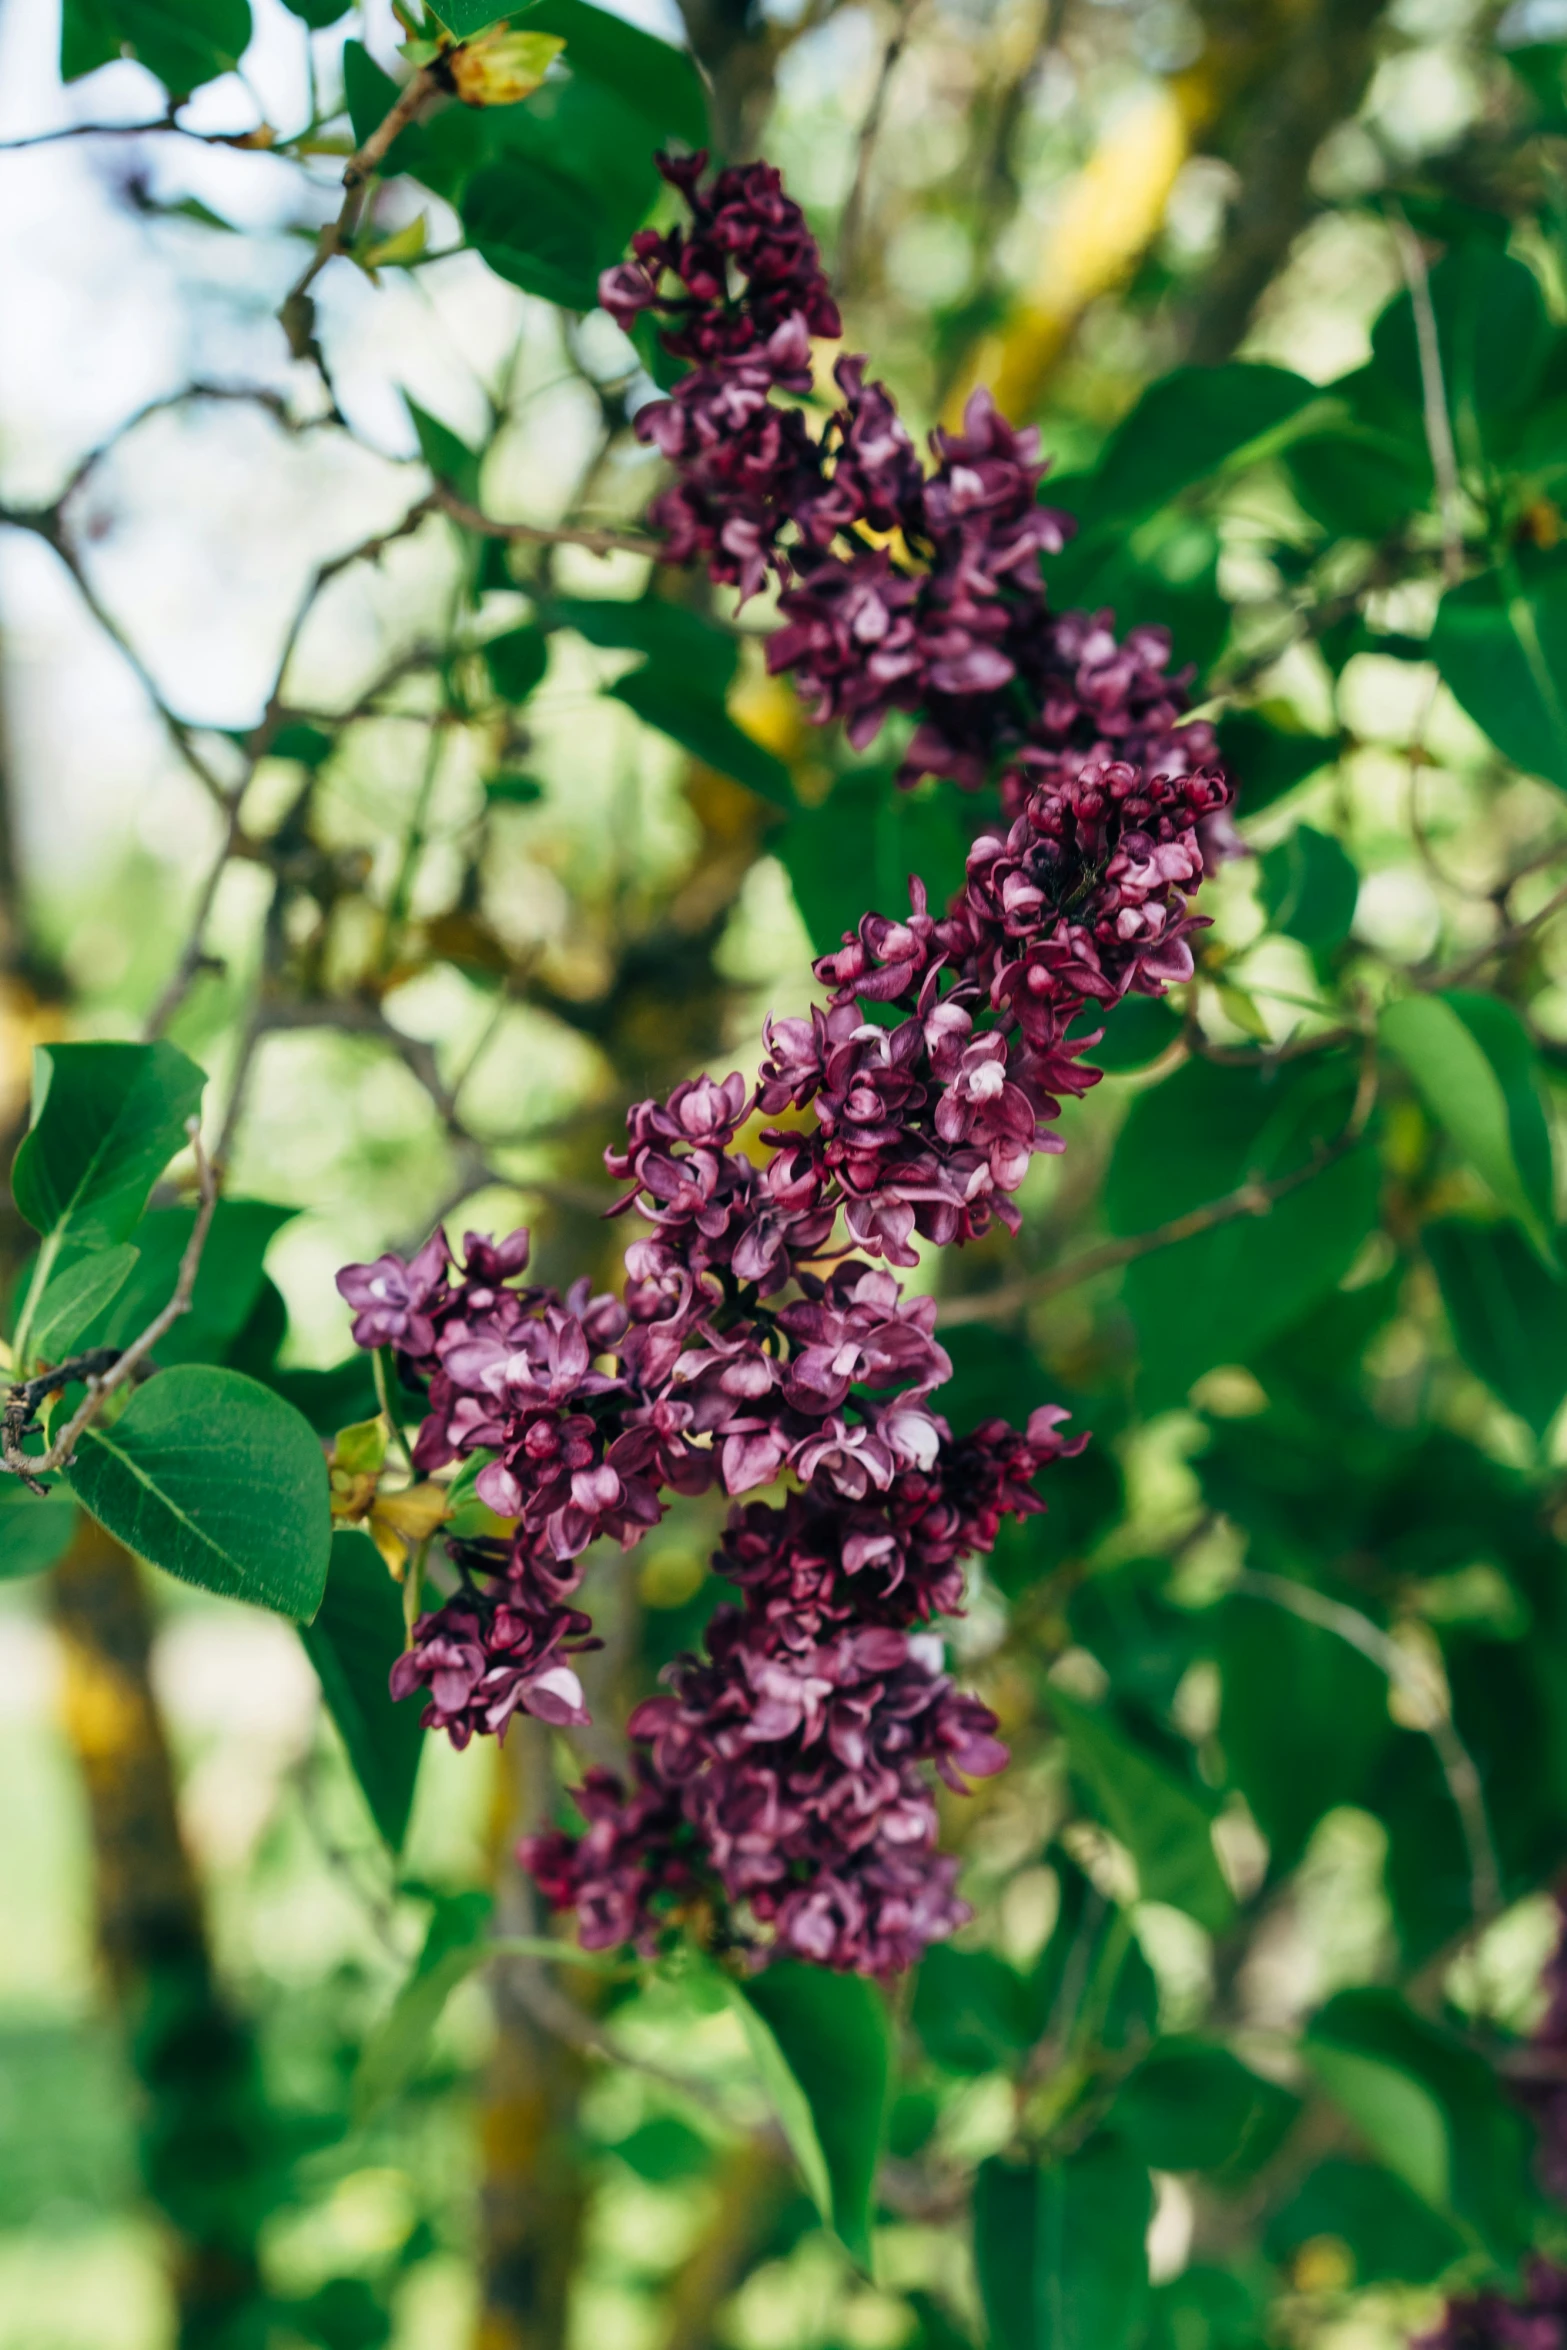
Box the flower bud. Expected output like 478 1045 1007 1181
448 27 564 108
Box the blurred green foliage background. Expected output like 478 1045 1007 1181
10 1 1567 2347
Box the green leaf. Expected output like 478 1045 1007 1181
342 42 429 180
1146 2269 1260 2350
1259 825 1359 953
1219 1594 1392 1875
13 1041 204 1255
67 0 252 92
1105 1058 1381 1409
912 1944 1033 2075
1371 245 1554 454
484 625 550 702
79 1200 294 1369
0 1485 79 1582
279 0 351 25
511 0 706 148
64 1366 331 1621
778 769 968 957
1084 364 1319 522
1264 2158 1466 2288
543 596 738 697
266 1355 381 1438
429 0 511 30
974 2137 1152 2350
1108 2039 1300 2177
484 773 546 807
1048 1687 1233 1933
1379 991 1555 1255
1427 1217 1567 1438
1430 550 1567 790
354 1895 621 2118
610 669 794 807
1283 424 1432 543
301 1531 425 1851
1078 996 1182 1074
1044 510 1229 675
460 41 700 307
460 151 617 310
268 722 334 766
1304 2042 1450 2209
18 1244 139 1365
354 1890 492 2119
406 396 482 504
1217 711 1339 815
60 0 121 80
729 1962 891 2267
1302 1987 1539 2260
11 1041 205 1369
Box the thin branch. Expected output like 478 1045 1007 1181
936 1120 1366 1329
1389 203 1464 587
428 483 663 559
0 112 277 154
2 1120 219 1489
144 793 248 1038
1232 1568 1501 1924
0 499 231 809
1425 873 1567 992
836 0 916 285
279 66 441 325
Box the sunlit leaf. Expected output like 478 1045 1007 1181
975 2136 1152 2350
1430 549 1567 791
1380 991 1555 1257
1427 1216 1567 1437
1049 1687 1232 1933
729 1963 891 2269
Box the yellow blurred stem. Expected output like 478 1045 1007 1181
477 1725 588 2350
946 84 1193 428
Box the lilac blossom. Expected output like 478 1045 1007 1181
335 148 1244 1978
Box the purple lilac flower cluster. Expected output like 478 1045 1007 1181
1421 2264 1567 2350
601 152 1223 805
338 1215 1076 1967
1415 1900 1567 2347
333 148 1242 1974
1516 1891 1567 2204
524 1411 1078 1971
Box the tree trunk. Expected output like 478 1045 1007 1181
477 1726 589 2350
51 1519 268 2348
1181 0 1388 366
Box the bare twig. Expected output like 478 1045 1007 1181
2 1120 219 1489
0 113 277 154
836 0 916 285
936 1117 1368 1330
1389 203 1464 588
1232 1568 1501 1924
145 794 248 1038
1425 873 1567 992
0 500 231 809
428 483 662 559
279 66 441 325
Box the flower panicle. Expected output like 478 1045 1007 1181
333 147 1241 1977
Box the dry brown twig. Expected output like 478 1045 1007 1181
2 1119 219 1492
